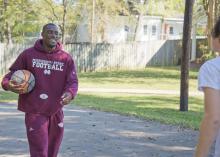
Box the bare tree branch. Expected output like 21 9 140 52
43 0 59 21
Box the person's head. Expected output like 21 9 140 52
41 23 60 50
211 17 220 52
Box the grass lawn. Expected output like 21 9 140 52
0 91 203 130
0 66 203 130
0 91 18 103
79 66 198 91
74 92 203 130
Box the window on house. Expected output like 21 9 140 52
169 27 174 34
139 0 144 4
124 25 129 32
152 25 156 36
143 25 148 35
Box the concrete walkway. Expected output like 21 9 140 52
79 87 203 96
0 102 207 157
0 87 203 96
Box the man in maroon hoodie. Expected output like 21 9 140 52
1 23 78 157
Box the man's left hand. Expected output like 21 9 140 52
60 92 72 105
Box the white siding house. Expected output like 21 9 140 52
162 18 184 40
135 16 162 41
76 15 185 43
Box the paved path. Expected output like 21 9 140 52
79 88 203 96
0 87 203 96
0 102 207 157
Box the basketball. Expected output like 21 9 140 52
10 70 35 93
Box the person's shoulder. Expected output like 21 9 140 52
198 57 220 91
22 46 35 54
16 46 35 58
200 57 220 69
199 57 220 77
60 49 69 55
205 56 220 64
60 49 73 58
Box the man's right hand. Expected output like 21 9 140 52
7 80 25 94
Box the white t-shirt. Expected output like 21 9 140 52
198 56 220 157
198 56 220 91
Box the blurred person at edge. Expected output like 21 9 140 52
194 17 220 157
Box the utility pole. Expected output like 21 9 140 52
180 0 195 111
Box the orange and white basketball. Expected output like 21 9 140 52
10 70 35 93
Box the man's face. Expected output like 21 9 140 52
42 25 60 48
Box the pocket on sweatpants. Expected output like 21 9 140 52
25 113 48 132
55 109 64 128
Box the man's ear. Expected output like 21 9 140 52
41 32 44 38
58 33 62 40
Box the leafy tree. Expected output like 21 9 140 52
146 0 185 17
38 0 85 44
69 0 129 42
0 0 82 44
0 0 198 44
0 0 39 44
200 0 220 51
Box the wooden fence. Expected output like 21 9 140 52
66 40 182 72
0 40 182 74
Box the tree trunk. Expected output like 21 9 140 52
207 0 214 52
61 0 67 44
214 0 218 22
100 25 105 42
5 22 12 44
180 0 195 111
133 0 147 41
3 0 12 44
91 0 95 43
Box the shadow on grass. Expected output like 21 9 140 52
0 90 203 129
79 67 198 80
74 93 203 130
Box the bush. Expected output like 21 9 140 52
196 39 216 64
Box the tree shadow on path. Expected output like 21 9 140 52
0 102 213 157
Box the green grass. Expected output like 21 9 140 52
0 91 203 130
0 91 18 103
0 66 203 130
74 92 203 130
79 67 198 91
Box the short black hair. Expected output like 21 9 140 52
212 17 220 38
42 23 59 32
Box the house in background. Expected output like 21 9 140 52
161 17 184 40
76 15 189 43
131 16 185 41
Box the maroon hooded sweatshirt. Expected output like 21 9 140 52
1 39 78 116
